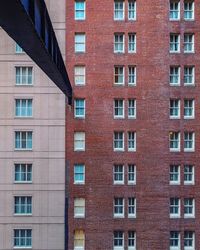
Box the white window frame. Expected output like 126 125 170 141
114 198 124 218
14 196 32 215
128 99 136 119
170 99 180 119
15 43 24 54
184 66 195 86
14 163 32 183
75 33 86 53
74 230 85 250
74 66 86 86
15 66 33 85
128 131 136 151
114 0 125 20
184 99 194 119
184 34 194 53
15 131 33 151
74 132 85 151
184 1 194 21
14 229 32 249
75 0 86 20
184 165 194 185
169 165 180 185
74 164 85 185
170 66 180 86
113 164 124 185
169 132 180 152
184 132 195 152
128 66 136 85
74 99 85 119
128 34 136 53
114 132 124 151
184 198 195 218
128 197 136 218
113 231 124 250
114 99 124 119
170 34 180 53
169 0 180 20
74 198 85 218
128 0 136 20
170 231 180 250
128 164 136 185
184 231 195 250
114 66 124 85
170 198 180 218
15 99 33 118
114 33 124 53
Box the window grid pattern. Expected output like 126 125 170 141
114 1 124 20
15 164 32 183
184 231 194 248
14 196 32 215
184 1 194 20
184 132 194 151
75 33 85 52
184 99 194 118
170 198 180 217
74 99 85 118
170 1 180 20
74 230 85 249
170 231 180 248
169 132 180 151
114 198 124 217
128 0 136 20
15 44 24 53
114 132 124 150
170 165 180 184
15 99 32 117
128 34 136 53
74 198 85 218
74 164 85 184
114 33 124 53
170 99 180 118
114 66 124 84
75 1 85 20
114 99 124 118
128 132 136 151
128 99 136 118
170 34 180 52
128 66 136 85
114 165 124 184
14 229 32 248
184 66 194 85
170 66 180 85
184 198 194 217
184 165 194 184
128 197 136 217
16 67 33 85
114 231 124 247
74 66 85 85
15 131 32 150
128 164 136 184
74 132 85 151
128 231 136 248
184 34 194 52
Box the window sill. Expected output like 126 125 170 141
14 181 32 184
74 215 85 218
114 182 124 185
169 51 180 54
128 149 136 152
15 84 33 87
14 149 33 151
15 116 33 119
114 83 125 86
128 83 136 87
184 215 195 219
184 51 195 54
128 215 136 219
184 182 194 185
184 83 195 87
128 182 136 185
170 215 180 219
114 117 125 119
74 149 85 152
169 19 180 21
169 83 181 87
128 51 136 54
169 149 180 152
184 116 194 119
114 149 125 152
114 51 125 54
184 149 195 152
74 182 85 185
13 247 32 249
114 215 124 218
170 116 180 119
169 182 180 185
14 214 32 216
74 116 85 119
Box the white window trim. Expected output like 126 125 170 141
169 165 180 185
169 132 180 152
169 66 180 86
114 99 125 119
169 0 180 21
114 198 124 218
114 1 125 21
169 99 180 119
114 34 125 53
14 98 33 118
170 34 180 53
184 199 195 218
184 34 194 53
14 131 33 151
15 65 34 86
128 132 136 152
14 163 33 184
170 232 180 250
74 132 85 151
128 165 136 185
113 132 124 151
184 66 195 86
74 65 86 86
14 196 32 216
128 0 136 21
113 165 124 185
128 34 136 53
184 1 195 21
128 198 136 218
74 164 85 185
128 99 136 119
128 66 136 86
184 132 195 152
13 229 32 249
74 1 86 20
184 99 195 119
114 66 125 85
184 166 195 185
184 232 195 250
170 198 181 218
74 99 85 119
74 198 85 218
75 33 86 53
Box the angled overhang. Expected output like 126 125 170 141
0 0 72 103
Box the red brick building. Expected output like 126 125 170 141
66 0 199 249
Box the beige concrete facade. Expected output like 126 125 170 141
0 1 66 249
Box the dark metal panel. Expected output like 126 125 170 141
0 0 72 103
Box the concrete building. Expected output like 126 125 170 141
66 0 199 249
0 1 66 249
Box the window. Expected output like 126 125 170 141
15 131 32 150
74 230 85 250
128 231 136 250
128 66 136 85
128 164 136 184
114 99 124 118
15 99 32 117
74 99 85 118
184 1 194 20
170 66 180 85
184 165 194 185
114 66 124 85
128 0 136 20
128 34 136 53
128 99 136 119
114 198 124 217
75 33 85 53
114 132 124 151
169 132 180 152
170 165 180 185
128 132 136 151
114 1 124 20
113 165 124 184
74 66 85 85
170 198 180 218
74 198 85 218
184 66 195 85
170 34 180 53
184 99 194 119
170 231 180 250
184 231 195 250
184 34 194 53
128 198 136 218
15 164 32 183
14 229 32 248
16 67 33 85
14 196 32 215
15 43 24 53
184 132 195 152
184 198 195 218
74 164 85 184
169 1 180 20
74 132 85 151
170 99 180 119
114 231 124 250
114 33 124 53
75 1 85 20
